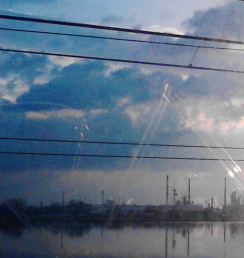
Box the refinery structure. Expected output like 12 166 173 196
84 175 244 222
2 176 244 224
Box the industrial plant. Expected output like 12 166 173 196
1 176 244 226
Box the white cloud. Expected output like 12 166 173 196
48 56 80 67
0 78 29 103
0 78 7 86
185 111 215 131
145 25 185 35
125 102 152 125
183 97 244 134
105 63 132 76
1 94 15 103
118 97 130 107
219 117 244 133
89 109 107 115
231 98 244 108
26 108 85 120
13 79 29 95
33 74 52 85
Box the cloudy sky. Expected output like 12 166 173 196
0 0 244 207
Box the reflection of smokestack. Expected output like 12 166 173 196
166 175 169 205
165 227 168 258
224 223 226 242
188 178 191 204
187 228 190 256
224 177 226 207
102 190 104 204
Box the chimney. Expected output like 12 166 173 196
188 178 191 204
102 190 104 204
166 175 169 205
224 177 226 207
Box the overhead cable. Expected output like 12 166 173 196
0 150 243 161
1 47 244 74
1 14 244 45
2 26 244 52
0 137 244 150
1 27 244 53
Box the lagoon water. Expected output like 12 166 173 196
0 222 244 257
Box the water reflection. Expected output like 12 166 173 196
1 222 244 257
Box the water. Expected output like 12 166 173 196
0 222 244 257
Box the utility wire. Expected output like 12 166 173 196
1 14 244 45
1 26 244 53
0 150 243 161
1 137 244 150
1 47 244 74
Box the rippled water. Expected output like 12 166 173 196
1 222 244 257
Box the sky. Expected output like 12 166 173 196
0 0 244 207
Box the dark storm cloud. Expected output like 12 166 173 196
1 2 244 207
0 52 50 81
0 107 75 172
0 10 91 54
0 48 215 174
185 2 244 39
0 104 136 172
17 60 211 111
17 61 156 110
2 2 244 176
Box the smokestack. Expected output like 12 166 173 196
166 175 169 205
188 178 191 204
102 190 104 204
62 191 65 206
211 197 213 208
224 177 226 207
173 188 177 205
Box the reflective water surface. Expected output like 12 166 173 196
1 222 244 257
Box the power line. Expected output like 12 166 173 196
1 47 244 74
1 14 244 45
0 137 244 150
1 26 244 53
0 150 243 161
